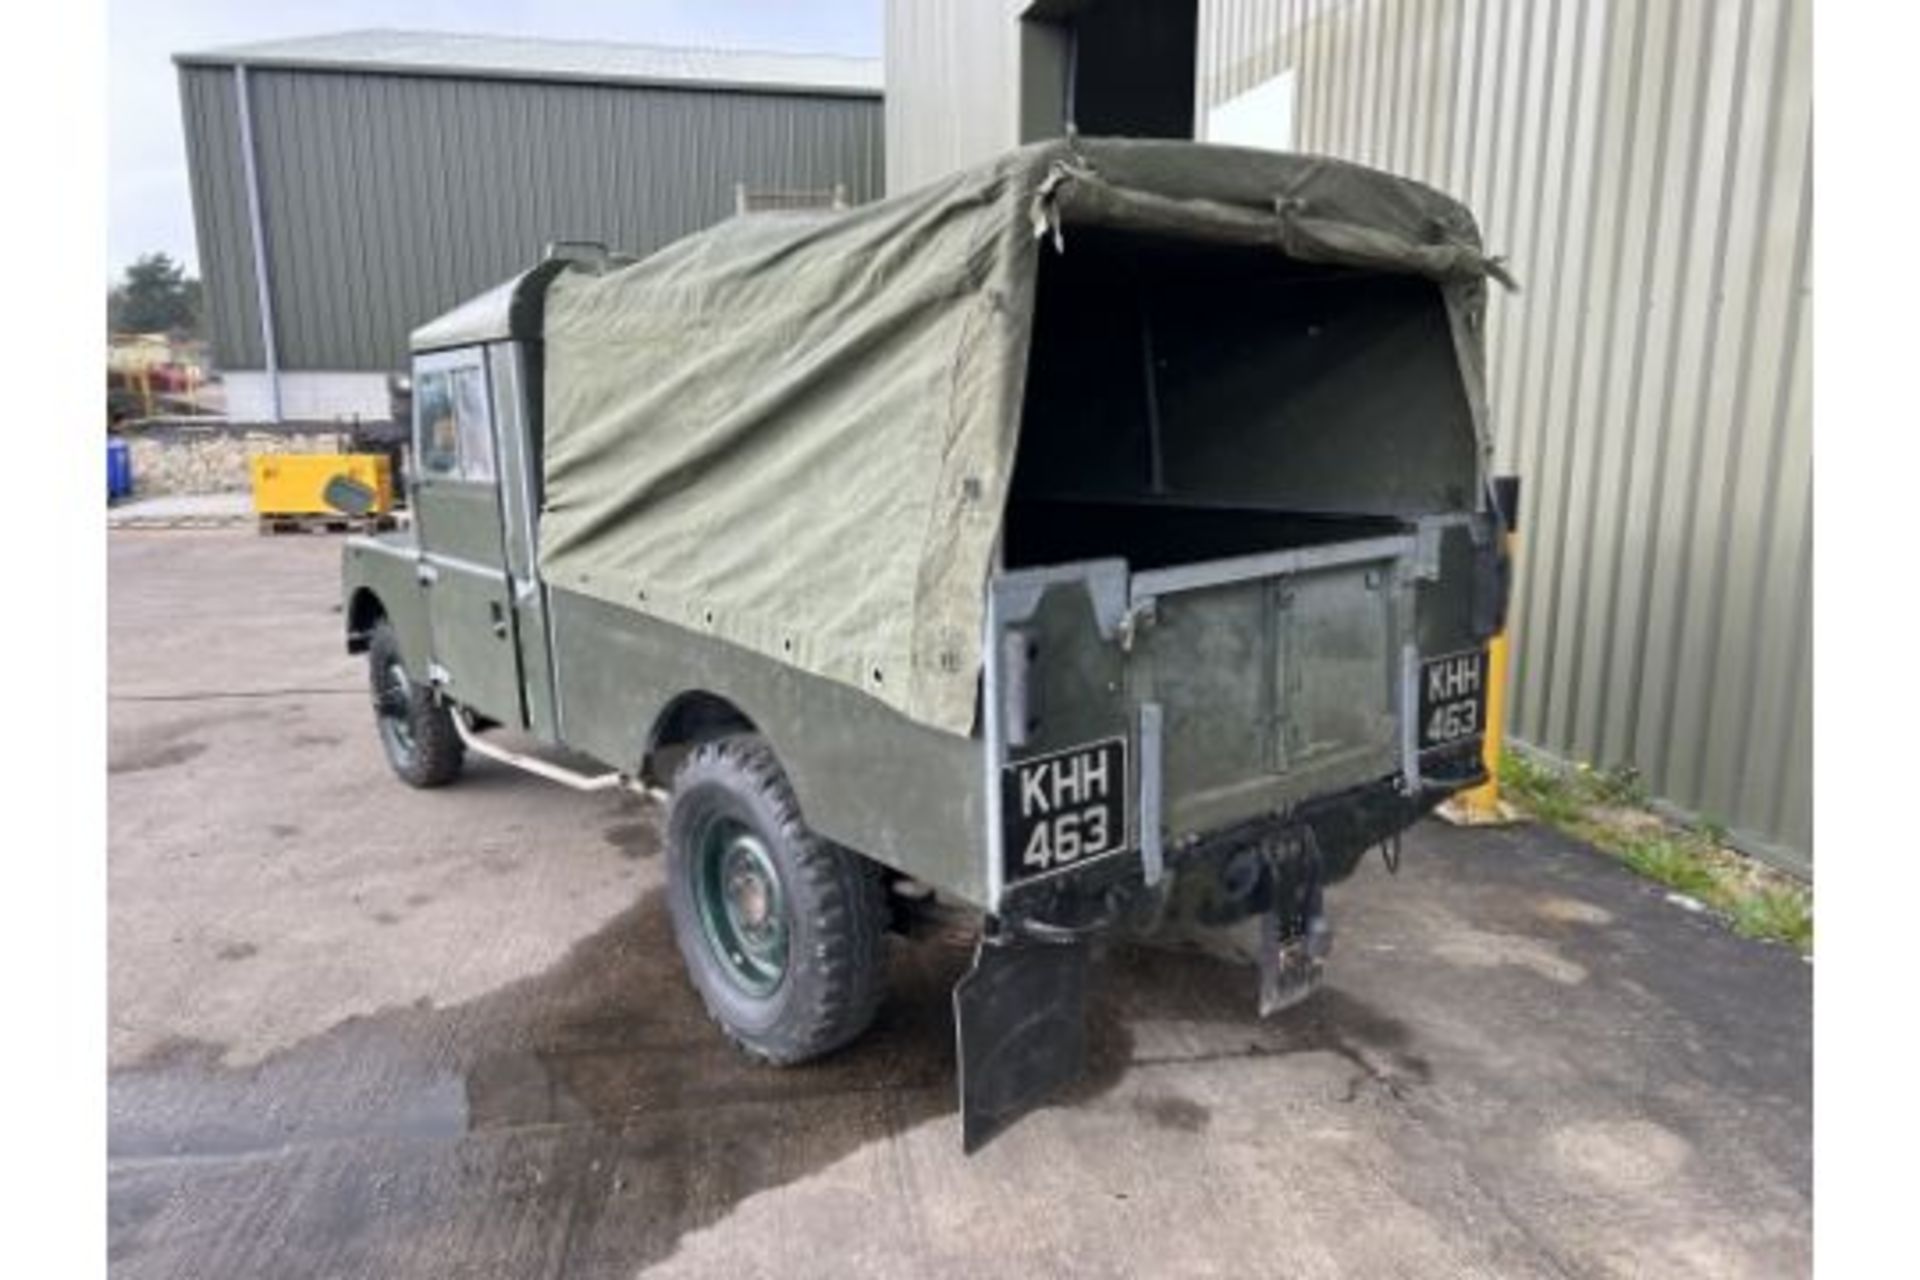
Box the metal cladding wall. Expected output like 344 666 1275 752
1196 0 1811 871
179 67 265 368
178 64 884 374
884 0 1025 195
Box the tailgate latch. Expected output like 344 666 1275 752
1117 598 1157 653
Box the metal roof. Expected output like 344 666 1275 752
409 273 533 354
174 28 881 97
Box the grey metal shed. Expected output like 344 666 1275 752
175 29 884 421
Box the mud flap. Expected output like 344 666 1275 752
1257 893 1330 1016
953 927 1089 1153
1257 841 1332 1018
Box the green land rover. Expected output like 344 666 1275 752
340 138 1514 1149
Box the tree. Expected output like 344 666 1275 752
109 253 201 336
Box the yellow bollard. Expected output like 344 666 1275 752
1449 613 1513 821
1439 477 1521 826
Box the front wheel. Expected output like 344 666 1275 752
665 736 888 1063
367 618 464 788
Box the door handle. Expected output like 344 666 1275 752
489 601 509 640
416 561 439 586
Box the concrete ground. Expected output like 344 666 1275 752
108 531 1811 1279
106 492 253 528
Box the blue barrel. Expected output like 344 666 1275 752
107 436 132 502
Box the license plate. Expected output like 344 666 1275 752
1001 737 1128 886
1418 649 1488 752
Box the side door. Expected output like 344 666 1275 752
411 346 524 726
485 341 561 744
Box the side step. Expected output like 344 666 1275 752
449 711 667 800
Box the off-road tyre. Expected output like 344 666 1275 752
367 618 464 788
665 735 889 1064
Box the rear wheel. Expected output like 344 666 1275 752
665 735 888 1063
367 618 464 788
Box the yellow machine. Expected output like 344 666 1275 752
249 453 394 517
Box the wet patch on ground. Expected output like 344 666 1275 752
106 889 1380 1276
1133 1092 1212 1132
109 740 208 775
109 709 258 775
602 820 660 860
1101 942 1432 1105
110 892 982 1273
291 731 344 749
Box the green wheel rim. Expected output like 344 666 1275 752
692 816 790 996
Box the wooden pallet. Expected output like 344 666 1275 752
258 513 399 536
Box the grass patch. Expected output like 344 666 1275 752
1497 751 1812 955
1731 888 1815 952
1618 836 1721 902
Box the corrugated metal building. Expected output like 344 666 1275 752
176 30 883 421
885 0 1812 873
885 1 1201 194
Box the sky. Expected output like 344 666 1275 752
107 0 882 280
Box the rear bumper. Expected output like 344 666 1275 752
997 738 1486 924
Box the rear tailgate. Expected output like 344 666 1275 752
1126 536 1412 838
981 531 1498 909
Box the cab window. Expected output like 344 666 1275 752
416 371 458 478
451 366 495 483
413 357 495 483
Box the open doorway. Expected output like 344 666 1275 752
1019 0 1199 142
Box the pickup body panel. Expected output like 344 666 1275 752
347 529 994 903
345 318 1499 917
343 531 432 676
344 354 1498 917
546 587 990 904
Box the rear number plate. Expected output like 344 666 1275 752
1419 649 1488 752
1002 737 1127 886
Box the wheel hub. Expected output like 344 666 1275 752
376 660 415 754
728 860 773 930
694 819 790 995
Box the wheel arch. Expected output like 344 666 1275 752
345 586 387 654
644 690 759 787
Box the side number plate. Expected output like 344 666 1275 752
1001 737 1128 886
1418 649 1488 752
